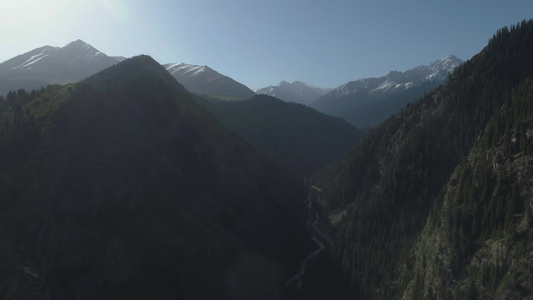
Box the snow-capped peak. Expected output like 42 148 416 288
55 39 110 64
255 80 332 105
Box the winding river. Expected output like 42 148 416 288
286 190 325 288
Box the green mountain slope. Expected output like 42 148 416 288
402 78 533 299
196 94 363 177
0 56 309 299
310 20 533 298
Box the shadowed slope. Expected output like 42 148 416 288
0 55 308 299
197 94 363 177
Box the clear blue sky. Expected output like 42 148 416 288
1 0 532 89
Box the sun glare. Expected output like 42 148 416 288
2 0 76 25
99 0 131 23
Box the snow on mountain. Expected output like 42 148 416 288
321 55 462 100
166 63 209 78
0 39 122 96
1 40 118 74
12 50 50 70
59 39 110 64
310 55 463 128
164 63 255 99
255 81 332 105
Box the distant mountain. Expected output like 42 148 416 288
196 94 363 177
0 39 121 96
255 81 332 105
164 63 255 100
311 55 462 128
0 56 309 299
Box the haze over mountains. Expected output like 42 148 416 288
310 54 462 128
255 81 332 105
1 19 533 300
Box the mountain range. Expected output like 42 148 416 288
0 39 123 97
1 19 533 300
0 40 460 130
255 81 332 105
310 54 462 128
0 39 362 180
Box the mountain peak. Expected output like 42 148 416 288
0 40 123 96
63 39 92 50
277 81 316 88
442 54 461 61
87 55 179 87
58 39 112 64
70 38 87 44
432 54 462 67
256 81 331 105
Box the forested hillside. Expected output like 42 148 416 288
402 77 533 299
0 56 309 300
197 94 363 177
310 20 533 298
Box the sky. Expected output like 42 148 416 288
1 0 532 90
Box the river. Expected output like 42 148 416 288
286 190 325 288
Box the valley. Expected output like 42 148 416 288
286 191 325 289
